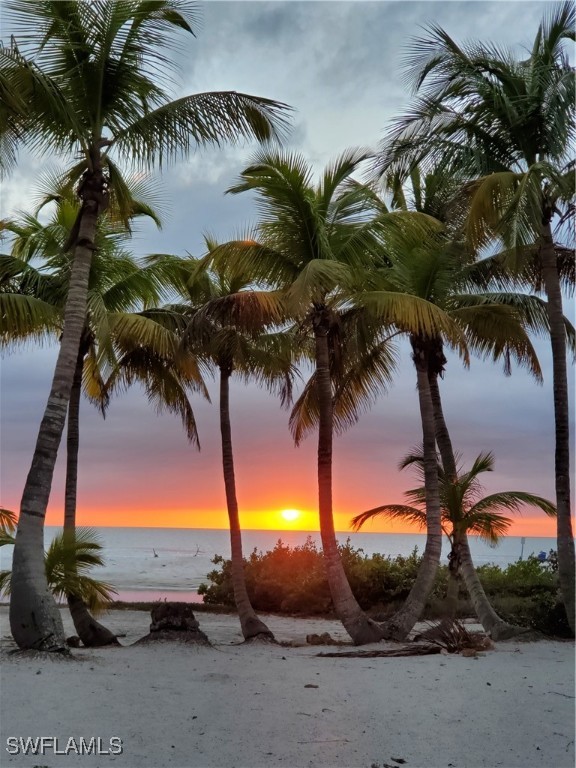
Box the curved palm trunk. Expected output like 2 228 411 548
541 222 575 634
381 339 442 640
445 559 460 621
429 371 524 639
64 346 118 647
315 322 384 644
455 535 519 639
219 366 274 642
10 164 104 651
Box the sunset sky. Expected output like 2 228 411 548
1 1 573 537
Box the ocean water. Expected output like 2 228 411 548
0 527 556 603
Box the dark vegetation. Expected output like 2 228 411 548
197 539 570 637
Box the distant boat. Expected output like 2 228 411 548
153 549 158 558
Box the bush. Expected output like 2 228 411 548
497 594 572 638
476 555 557 598
198 538 424 615
198 541 564 634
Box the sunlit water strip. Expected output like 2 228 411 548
0 527 555 602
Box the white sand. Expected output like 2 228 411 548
0 607 574 768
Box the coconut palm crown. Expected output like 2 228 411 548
351 449 556 547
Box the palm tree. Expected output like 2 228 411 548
332 216 537 639
1 0 291 650
0 527 117 620
375 2 576 633
2 195 206 646
352 450 556 629
208 149 471 643
163 251 294 642
372 163 572 637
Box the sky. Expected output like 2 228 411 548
1 1 574 536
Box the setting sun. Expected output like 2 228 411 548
280 508 301 523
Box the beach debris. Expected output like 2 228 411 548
134 602 211 646
304 683 319 688
317 644 441 658
298 739 350 744
414 620 494 654
306 632 337 645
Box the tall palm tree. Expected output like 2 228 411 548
209 149 469 643
374 164 572 637
1 0 291 650
171 253 296 642
361 213 555 639
376 2 576 632
2 197 206 646
352 450 556 629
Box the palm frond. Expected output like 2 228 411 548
461 511 514 546
286 260 354 311
193 289 286 333
106 342 206 446
356 290 469 362
110 311 179 360
0 292 61 347
104 157 164 231
82 343 109 410
0 507 17 533
350 504 427 532
43 527 117 613
113 92 292 170
447 299 543 381
469 490 556 518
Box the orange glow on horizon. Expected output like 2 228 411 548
42 504 560 537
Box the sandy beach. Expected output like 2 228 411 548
0 606 574 768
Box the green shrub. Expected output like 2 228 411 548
198 540 563 634
198 538 424 615
475 555 557 598
496 594 571 637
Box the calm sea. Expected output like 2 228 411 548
0 527 556 603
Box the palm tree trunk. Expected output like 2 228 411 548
428 371 457 480
10 168 103 651
445 563 460 620
429 371 524 638
64 344 118 647
314 321 383 644
381 339 442 640
454 534 520 639
541 222 575 635
219 366 274 642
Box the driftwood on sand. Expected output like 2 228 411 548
316 644 442 658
